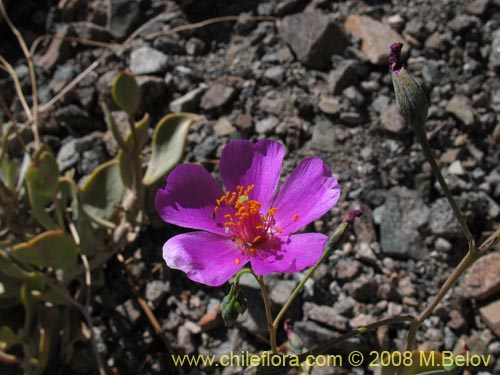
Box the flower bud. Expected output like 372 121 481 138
389 43 429 130
284 319 303 354
221 283 247 327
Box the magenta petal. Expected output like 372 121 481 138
155 164 226 235
219 140 284 210
250 233 327 275
163 232 248 286
273 157 341 234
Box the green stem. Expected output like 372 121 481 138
300 315 415 359
271 218 357 345
128 117 144 212
255 275 277 354
405 249 481 351
414 127 474 248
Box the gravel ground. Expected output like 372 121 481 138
0 0 499 374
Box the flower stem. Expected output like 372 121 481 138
255 275 277 353
413 124 474 249
269 211 363 352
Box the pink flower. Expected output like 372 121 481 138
155 140 341 286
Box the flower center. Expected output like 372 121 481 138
213 185 281 258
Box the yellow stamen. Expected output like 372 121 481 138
293 213 298 221
235 258 241 265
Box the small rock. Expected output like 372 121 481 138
462 252 500 300
49 64 76 93
198 305 223 331
429 197 462 237
448 15 476 33
185 37 205 56
303 302 349 331
53 105 99 132
479 300 500 336
434 237 452 252
169 86 206 113
466 0 490 15
489 29 500 71
447 310 467 332
343 86 364 107
380 104 406 134
339 112 362 126
73 22 113 42
446 95 475 125
177 324 195 354
264 66 285 83
344 15 407 65
235 113 253 131
345 276 379 303
318 96 340 115
130 45 169 75
334 259 362 281
279 11 348 69
379 187 430 259
136 75 166 112
311 119 336 151
439 148 461 164
255 116 279 134
145 281 170 305
351 314 375 328
333 297 355 316
200 84 236 110
107 0 141 40
328 61 359 95
269 280 297 306
213 117 236 136
258 91 286 115
116 299 141 324
448 160 465 175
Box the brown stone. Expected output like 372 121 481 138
335 259 362 281
479 300 500 336
318 96 340 115
462 252 500 300
344 15 408 65
279 11 348 69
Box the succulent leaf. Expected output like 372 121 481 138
143 113 199 186
81 159 125 222
0 326 21 346
25 150 60 230
112 71 140 117
13 230 79 271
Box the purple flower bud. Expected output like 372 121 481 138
389 43 429 130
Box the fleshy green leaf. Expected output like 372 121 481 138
143 113 199 186
101 102 129 152
20 273 45 334
81 159 124 222
13 230 79 271
0 152 17 190
0 326 21 346
112 71 140 117
118 113 150 188
0 276 22 301
25 150 59 230
26 150 59 200
0 249 31 279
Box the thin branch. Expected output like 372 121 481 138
37 14 275 113
0 0 40 148
0 55 33 121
